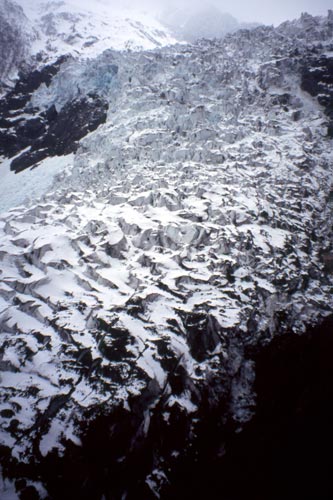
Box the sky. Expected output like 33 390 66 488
93 0 332 25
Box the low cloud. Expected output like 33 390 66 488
94 0 332 25
20 0 332 25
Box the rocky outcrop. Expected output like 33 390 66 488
0 57 67 156
162 315 333 500
10 92 108 172
0 0 36 85
0 57 109 172
301 53 333 136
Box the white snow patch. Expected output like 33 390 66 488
0 155 74 214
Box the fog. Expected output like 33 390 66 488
17 0 333 26
93 0 332 25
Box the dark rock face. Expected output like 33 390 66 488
14 57 68 95
216 315 333 500
166 315 333 500
0 57 109 172
301 54 333 136
10 93 108 173
0 57 67 157
0 0 33 84
183 312 221 362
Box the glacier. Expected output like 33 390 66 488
0 4 332 499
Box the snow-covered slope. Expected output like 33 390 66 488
0 9 333 500
0 0 181 85
25 0 180 55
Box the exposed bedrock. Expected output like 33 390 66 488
0 0 35 85
10 93 109 173
301 54 333 137
0 56 109 172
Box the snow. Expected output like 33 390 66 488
0 11 333 492
0 154 74 215
137 347 167 387
168 393 198 413
15 0 182 61
39 418 66 457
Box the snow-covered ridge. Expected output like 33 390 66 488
17 0 181 59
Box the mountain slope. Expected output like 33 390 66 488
0 0 36 85
0 0 181 86
0 8 332 500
